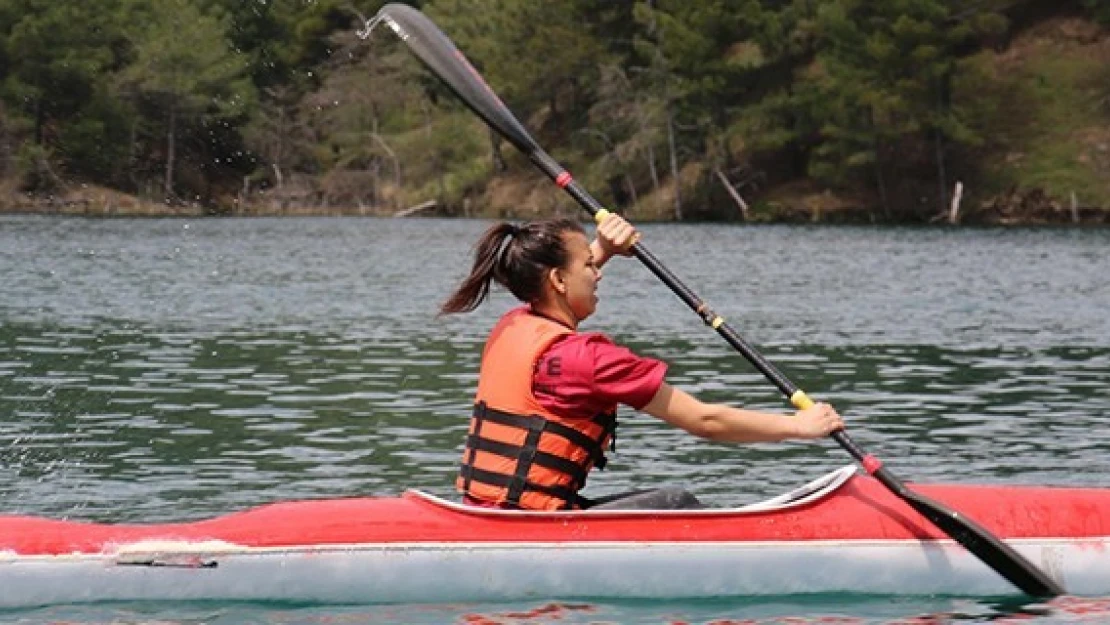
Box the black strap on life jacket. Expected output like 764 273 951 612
459 402 617 509
458 464 582 508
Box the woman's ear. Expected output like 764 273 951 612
547 267 567 295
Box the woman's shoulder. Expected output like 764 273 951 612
541 331 666 410
549 331 617 354
547 331 655 368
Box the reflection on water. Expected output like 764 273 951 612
13 595 1110 625
1 215 1110 621
0 322 477 520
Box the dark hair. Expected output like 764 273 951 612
440 218 585 314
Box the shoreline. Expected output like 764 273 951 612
2 186 1107 226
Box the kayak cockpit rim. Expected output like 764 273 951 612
404 464 859 517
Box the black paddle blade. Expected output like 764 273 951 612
377 3 540 156
876 468 1064 597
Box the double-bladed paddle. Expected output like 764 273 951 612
371 2 1064 598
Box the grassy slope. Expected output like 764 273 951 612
958 17 1110 213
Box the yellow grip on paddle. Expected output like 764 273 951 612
790 390 815 410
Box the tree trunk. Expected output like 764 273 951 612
785 86 808 178
624 174 638 206
272 163 285 211
275 105 287 178
666 107 682 220
422 100 446 201
0 116 9 177
949 181 964 224
874 156 891 222
934 128 948 217
164 101 177 203
34 98 44 145
549 93 559 133
870 109 892 220
127 119 140 189
370 132 402 195
489 127 506 173
715 167 750 220
934 73 952 216
369 161 380 212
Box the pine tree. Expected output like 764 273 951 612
0 0 132 188
811 0 998 220
117 0 254 203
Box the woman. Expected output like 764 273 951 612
441 215 844 511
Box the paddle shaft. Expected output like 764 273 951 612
377 3 1064 597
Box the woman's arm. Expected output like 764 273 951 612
641 382 843 443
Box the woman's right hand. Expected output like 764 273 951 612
792 402 844 438
596 213 638 258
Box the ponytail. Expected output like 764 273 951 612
440 218 585 315
440 222 516 314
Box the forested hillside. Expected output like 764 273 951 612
1 0 1107 222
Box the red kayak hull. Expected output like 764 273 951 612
2 467 1107 606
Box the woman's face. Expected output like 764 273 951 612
556 231 601 322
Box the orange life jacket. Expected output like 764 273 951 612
456 308 617 510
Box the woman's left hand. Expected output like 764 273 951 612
792 402 844 438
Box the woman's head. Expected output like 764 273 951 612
440 218 597 319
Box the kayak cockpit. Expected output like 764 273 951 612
403 464 858 517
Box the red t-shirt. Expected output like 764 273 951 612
533 332 667 419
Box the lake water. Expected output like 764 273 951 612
2 214 1109 623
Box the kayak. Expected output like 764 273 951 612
2 465 1108 608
